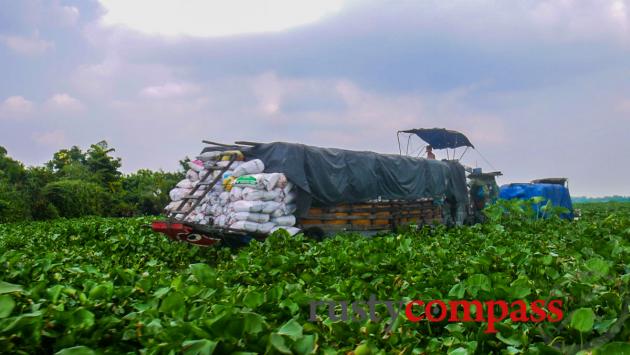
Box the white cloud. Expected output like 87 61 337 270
72 55 124 98
33 130 67 147
54 5 80 26
252 72 302 116
0 34 54 55
46 93 84 112
0 96 35 118
98 0 346 37
140 82 200 99
343 0 630 46
246 72 506 151
71 53 190 100
527 0 630 42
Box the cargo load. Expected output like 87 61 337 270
155 139 474 246
499 178 574 219
237 142 469 216
163 151 300 241
153 129 507 247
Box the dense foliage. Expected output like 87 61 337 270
0 143 182 222
42 180 111 218
0 202 628 354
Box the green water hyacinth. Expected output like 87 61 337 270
0 202 628 354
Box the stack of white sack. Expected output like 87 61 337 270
163 154 301 236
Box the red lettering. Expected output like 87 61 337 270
405 300 425 322
547 299 563 322
509 300 529 322
485 300 509 333
405 298 563 328
426 300 447 322
448 300 485 322
530 300 547 323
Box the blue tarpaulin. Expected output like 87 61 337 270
499 183 574 219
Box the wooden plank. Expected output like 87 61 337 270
202 140 242 148
298 223 391 231
234 141 262 146
311 202 436 214
301 212 439 221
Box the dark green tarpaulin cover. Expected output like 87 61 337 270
241 142 468 216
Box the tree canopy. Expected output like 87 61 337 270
0 141 183 222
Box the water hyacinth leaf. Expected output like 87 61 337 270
530 344 562 354
484 205 503 222
182 339 218 355
55 346 96 355
159 292 185 316
189 263 217 286
466 274 491 296
293 334 317 355
277 318 303 340
1 311 42 332
279 299 299 314
243 312 266 335
268 284 284 301
70 309 95 329
88 282 113 300
0 294 16 318
153 287 171 298
593 318 617 333
570 308 595 333
269 333 292 354
496 332 522 347
145 318 163 335
448 347 468 355
593 342 630 355
509 285 531 299
47 285 64 303
444 323 465 333
353 343 371 355
448 283 465 299
509 276 531 298
243 291 265 309
584 258 609 277
0 281 23 294
465 341 478 353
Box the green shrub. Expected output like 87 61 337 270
42 180 111 218
0 179 31 223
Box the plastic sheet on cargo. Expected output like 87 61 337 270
242 142 469 216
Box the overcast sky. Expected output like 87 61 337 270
1 0 629 196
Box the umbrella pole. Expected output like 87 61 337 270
459 146 469 160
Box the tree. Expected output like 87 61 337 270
0 177 31 223
0 146 26 185
0 141 187 221
46 146 86 174
85 141 122 189
121 169 182 215
0 147 30 222
46 141 124 188
43 180 111 218
23 167 57 220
